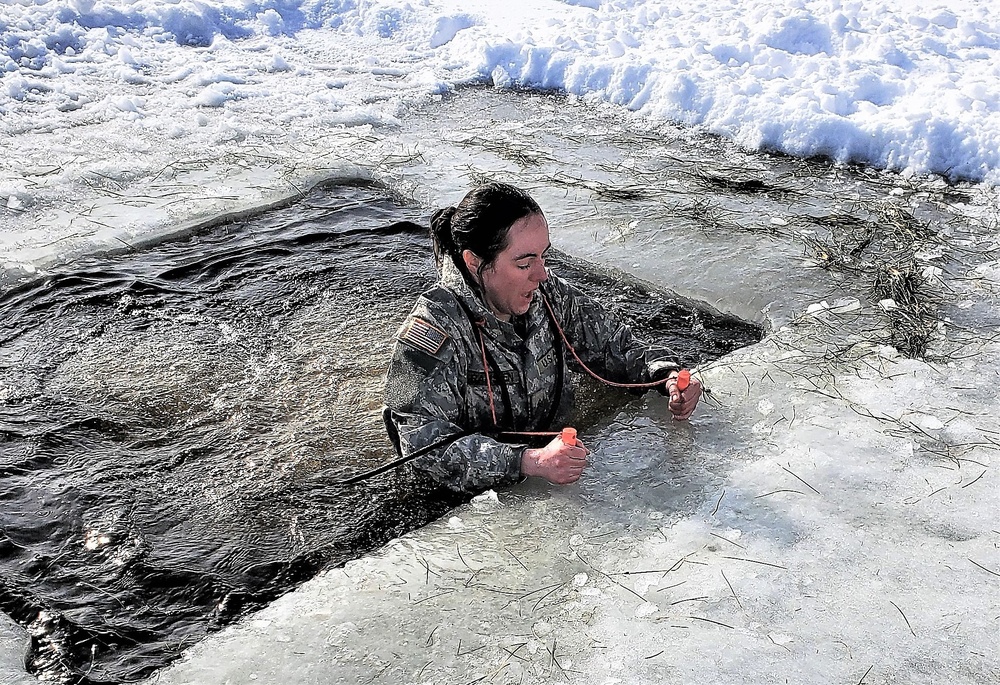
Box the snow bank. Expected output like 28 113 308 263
4 0 1000 184
3 0 1000 271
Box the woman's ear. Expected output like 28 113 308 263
462 249 482 277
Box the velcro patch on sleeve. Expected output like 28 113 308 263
398 316 449 356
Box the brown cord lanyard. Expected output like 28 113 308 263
473 292 672 439
342 292 683 485
541 294 673 390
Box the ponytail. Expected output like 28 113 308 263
430 206 458 267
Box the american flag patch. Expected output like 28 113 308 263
398 317 448 355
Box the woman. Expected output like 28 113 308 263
383 183 701 494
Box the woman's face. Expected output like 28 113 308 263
465 212 550 321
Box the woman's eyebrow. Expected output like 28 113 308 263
513 243 552 260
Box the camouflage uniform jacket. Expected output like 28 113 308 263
383 259 679 495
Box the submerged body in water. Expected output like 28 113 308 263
0 181 760 683
385 183 701 495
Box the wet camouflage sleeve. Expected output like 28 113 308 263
383 306 524 495
542 273 679 390
383 271 678 494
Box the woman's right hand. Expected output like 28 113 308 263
521 435 589 485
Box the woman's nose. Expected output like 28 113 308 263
532 264 548 283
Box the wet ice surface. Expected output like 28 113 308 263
135 91 1000 685
142 380 999 684
0 173 757 682
3 88 1000 684
380 89 1000 333
141 338 1000 685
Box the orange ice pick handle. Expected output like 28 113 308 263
560 427 577 444
676 369 691 392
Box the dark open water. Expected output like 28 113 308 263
0 180 761 683
4 83 989 685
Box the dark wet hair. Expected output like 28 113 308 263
430 183 542 279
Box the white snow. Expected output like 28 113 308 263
3 0 1000 269
1 1 999 684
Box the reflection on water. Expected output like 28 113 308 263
393 87 995 338
0 181 759 683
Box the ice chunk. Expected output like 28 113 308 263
471 489 500 506
635 602 658 617
919 415 944 431
828 297 861 313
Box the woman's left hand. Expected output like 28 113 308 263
665 373 702 421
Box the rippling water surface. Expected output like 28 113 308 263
4 86 992 684
0 178 760 683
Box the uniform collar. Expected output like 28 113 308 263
439 258 544 334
